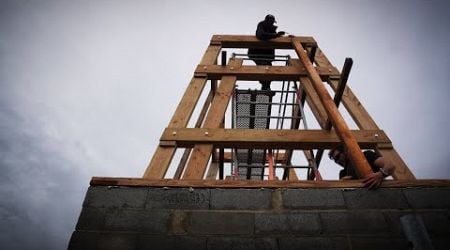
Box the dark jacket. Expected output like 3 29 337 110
248 20 281 61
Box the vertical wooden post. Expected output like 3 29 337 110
292 39 373 178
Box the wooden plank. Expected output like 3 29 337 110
92 177 450 189
173 88 216 179
182 59 243 179
214 152 287 163
314 48 415 180
290 59 329 128
206 162 219 180
195 63 339 81
211 35 317 48
143 45 221 179
161 128 391 149
292 39 373 178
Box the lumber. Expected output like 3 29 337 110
292 38 373 178
211 35 317 48
160 128 391 149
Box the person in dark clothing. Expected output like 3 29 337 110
248 14 286 90
328 145 396 189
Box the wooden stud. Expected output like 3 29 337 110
143 45 221 179
211 35 317 49
182 59 243 179
160 128 391 149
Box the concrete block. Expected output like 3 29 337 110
320 211 388 234
382 211 412 237
146 188 210 209
83 186 148 209
210 189 272 210
68 231 98 250
343 188 409 209
68 231 138 250
350 237 410 250
278 237 348 250
419 211 450 237
207 237 277 250
282 189 345 209
105 209 170 233
187 211 254 235
138 235 206 250
432 238 450 250
255 212 320 235
76 207 106 230
403 188 450 209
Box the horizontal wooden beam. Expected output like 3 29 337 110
91 177 450 189
211 35 317 48
195 63 339 81
160 128 391 149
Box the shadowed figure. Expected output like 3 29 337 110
248 14 285 90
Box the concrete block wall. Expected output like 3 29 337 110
68 186 450 250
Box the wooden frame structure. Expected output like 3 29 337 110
142 35 415 182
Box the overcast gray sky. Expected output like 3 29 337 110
1 0 450 249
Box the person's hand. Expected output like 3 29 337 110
277 31 286 36
362 172 384 189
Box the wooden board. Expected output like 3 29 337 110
182 59 243 179
161 128 391 149
194 63 339 81
92 177 450 189
143 45 221 179
210 35 317 48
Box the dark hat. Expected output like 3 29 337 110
265 14 276 23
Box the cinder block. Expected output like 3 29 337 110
146 188 210 209
105 209 170 233
68 231 98 250
403 188 450 209
419 211 450 237
343 189 409 209
255 212 320 235
138 235 206 250
210 189 272 210
83 186 148 209
432 238 450 250
76 207 106 230
350 237 410 250
187 211 254 235
320 211 388 234
68 231 138 250
282 189 345 209
207 237 277 250
278 237 348 250
382 211 413 237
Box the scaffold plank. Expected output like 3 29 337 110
211 35 317 48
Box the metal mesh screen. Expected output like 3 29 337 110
234 90 271 180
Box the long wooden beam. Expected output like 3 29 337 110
195 63 339 81
292 38 373 178
143 45 221 179
211 35 317 48
160 128 391 149
182 59 242 179
314 48 415 180
92 177 450 189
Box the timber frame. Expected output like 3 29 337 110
142 35 415 182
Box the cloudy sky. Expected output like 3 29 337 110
1 0 450 249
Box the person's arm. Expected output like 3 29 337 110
362 156 396 189
256 24 284 40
